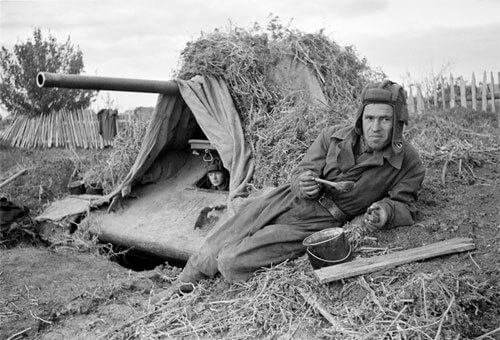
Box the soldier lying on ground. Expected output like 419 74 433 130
155 80 426 301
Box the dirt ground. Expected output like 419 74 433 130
1 138 500 339
0 247 151 339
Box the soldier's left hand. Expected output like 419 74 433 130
364 203 388 232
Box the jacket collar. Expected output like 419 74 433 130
331 127 404 170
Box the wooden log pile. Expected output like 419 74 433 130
0 109 112 149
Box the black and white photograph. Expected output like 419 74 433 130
1 1 499 339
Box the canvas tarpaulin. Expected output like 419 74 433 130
177 76 254 199
97 75 254 207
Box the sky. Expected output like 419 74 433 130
0 0 499 113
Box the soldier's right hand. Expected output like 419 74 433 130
297 170 321 199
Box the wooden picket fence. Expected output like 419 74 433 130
407 71 499 114
0 109 113 149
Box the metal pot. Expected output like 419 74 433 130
303 227 351 269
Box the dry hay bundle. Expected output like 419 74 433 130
176 18 382 187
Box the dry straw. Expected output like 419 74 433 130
102 256 496 339
405 109 499 185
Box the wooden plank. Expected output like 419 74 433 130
20 118 28 148
4 121 16 142
69 110 77 148
68 109 80 148
86 109 96 149
4 120 16 142
314 237 475 284
75 109 83 148
48 112 53 148
81 109 90 149
62 110 71 148
77 109 88 149
449 74 455 108
10 119 21 142
21 118 31 148
8 119 17 146
17 117 29 148
90 110 104 149
482 71 488 112
77 109 87 148
74 110 82 148
416 85 424 114
83 109 92 148
61 110 69 148
9 118 22 147
39 114 45 148
40 114 45 148
0 119 14 143
460 77 467 108
87 109 97 149
55 111 60 147
57 110 63 147
407 86 415 114
18 118 30 147
30 117 38 148
22 117 30 148
18 118 27 148
55 111 60 148
28 117 36 148
67 109 76 147
33 115 40 148
490 72 496 112
0 168 28 189
32 115 42 148
29 116 36 148
433 84 438 107
471 73 477 111
44 113 50 148
62 110 72 148
53 111 58 148
440 77 446 109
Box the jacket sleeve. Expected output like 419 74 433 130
378 147 426 228
290 127 333 198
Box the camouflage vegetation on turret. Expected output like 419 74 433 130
176 17 384 187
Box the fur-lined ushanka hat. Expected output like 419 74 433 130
354 80 409 153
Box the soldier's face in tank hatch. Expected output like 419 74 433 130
208 171 225 187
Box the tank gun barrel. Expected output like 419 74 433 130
36 72 180 95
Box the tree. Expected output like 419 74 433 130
0 28 96 117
